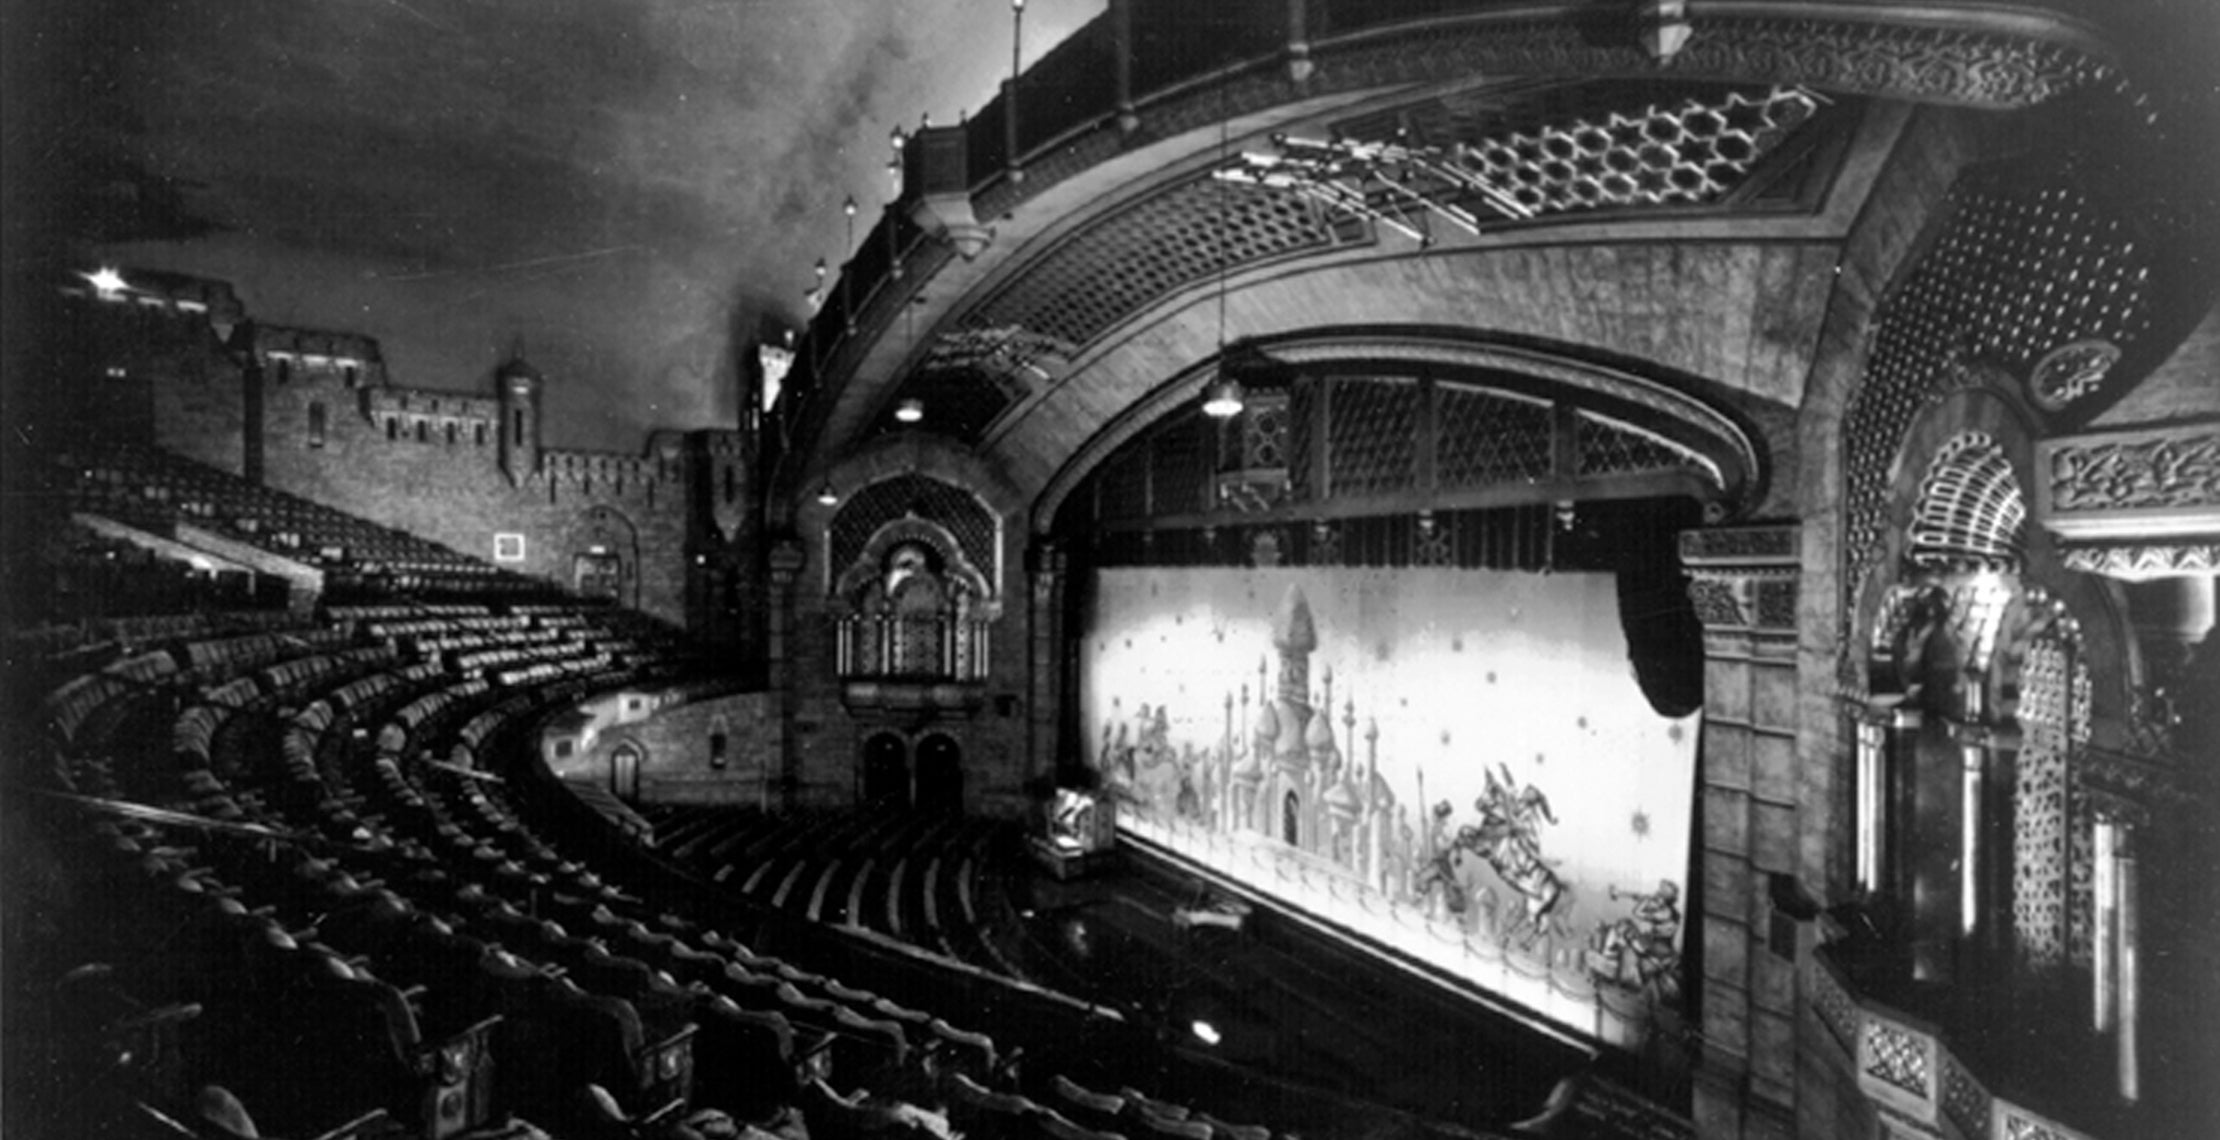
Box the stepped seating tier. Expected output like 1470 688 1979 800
16 472 1303 1140
51 440 552 604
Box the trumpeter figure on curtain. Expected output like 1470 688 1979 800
1591 880 1684 1008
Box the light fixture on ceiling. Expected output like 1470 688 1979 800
1201 78 1245 420
1201 379 1245 419
815 481 839 506
894 398 924 424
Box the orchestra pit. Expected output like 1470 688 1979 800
3 2 2216 1139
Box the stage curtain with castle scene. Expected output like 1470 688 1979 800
1082 567 1698 1046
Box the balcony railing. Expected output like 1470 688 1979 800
1811 948 2116 1140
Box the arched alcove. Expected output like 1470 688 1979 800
861 733 909 806
915 733 964 814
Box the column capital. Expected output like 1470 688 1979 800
768 537 806 581
1683 522 1802 639
1679 522 1801 570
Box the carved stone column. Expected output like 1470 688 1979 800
1679 522 1803 1138
767 538 806 808
1026 538 1066 785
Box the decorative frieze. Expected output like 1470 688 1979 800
1857 1013 1936 1121
1939 1048 1991 1140
2038 424 2220 540
2058 541 2220 581
1999 1103 2094 1140
1681 524 1799 565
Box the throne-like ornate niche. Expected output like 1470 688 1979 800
832 515 999 713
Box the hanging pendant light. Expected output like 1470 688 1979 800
815 481 839 506
1201 77 1244 420
1202 377 1245 418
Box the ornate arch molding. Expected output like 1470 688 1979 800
798 431 1024 523
564 504 643 609
1032 330 1765 532
1906 432 2029 570
821 466 1005 604
831 515 1000 621
1846 387 2135 729
1846 386 2041 690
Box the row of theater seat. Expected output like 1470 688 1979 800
53 442 545 601
28 603 943 1136
27 592 1292 1140
38 522 291 620
646 805 1031 979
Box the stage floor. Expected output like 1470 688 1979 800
993 839 1620 1137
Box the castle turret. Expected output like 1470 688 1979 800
496 351 543 485
1271 583 1317 709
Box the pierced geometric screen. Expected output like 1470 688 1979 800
1149 414 1210 517
1325 377 1420 496
1313 82 1826 228
1840 160 2153 676
965 175 1343 354
1575 411 1709 479
1460 86 1820 216
830 474 998 592
2012 626 2088 974
1437 387 1552 489
1861 1018 1931 1099
1287 381 1317 500
1096 446 1151 522
1908 433 2027 570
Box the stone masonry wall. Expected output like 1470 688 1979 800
257 367 696 624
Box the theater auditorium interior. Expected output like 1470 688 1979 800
3 2 2217 1138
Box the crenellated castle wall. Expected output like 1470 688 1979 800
52 267 751 635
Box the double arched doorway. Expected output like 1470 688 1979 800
857 731 965 813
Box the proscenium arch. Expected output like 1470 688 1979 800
784 1 2130 490
1033 329 1767 533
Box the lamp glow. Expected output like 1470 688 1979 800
894 398 924 424
1189 1020 1220 1045
815 482 839 506
83 267 129 297
1201 378 1245 419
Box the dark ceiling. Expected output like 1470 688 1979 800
3 0 1104 449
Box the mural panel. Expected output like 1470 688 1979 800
1082 566 1698 1044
